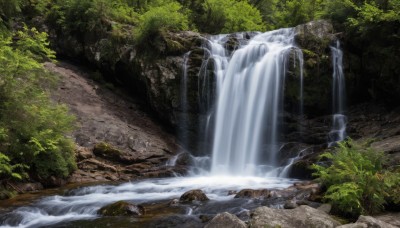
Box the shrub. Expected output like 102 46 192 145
312 139 400 217
201 0 265 34
0 27 77 181
135 2 190 44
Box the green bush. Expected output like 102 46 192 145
312 139 400 217
201 0 265 34
135 2 190 44
0 26 76 181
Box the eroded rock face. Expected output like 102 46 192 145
249 205 341 228
47 62 182 184
204 212 246 228
98 201 145 216
179 189 209 203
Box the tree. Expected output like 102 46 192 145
201 0 265 34
0 26 76 181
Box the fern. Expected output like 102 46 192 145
312 139 399 217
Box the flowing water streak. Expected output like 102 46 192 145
329 40 347 146
0 177 296 228
198 35 229 154
210 29 301 176
178 51 192 149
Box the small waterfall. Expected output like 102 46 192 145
209 29 302 176
178 51 191 149
328 40 347 146
197 35 229 155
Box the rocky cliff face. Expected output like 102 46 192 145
48 19 400 178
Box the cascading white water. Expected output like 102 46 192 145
0 177 296 228
210 28 301 176
328 40 347 146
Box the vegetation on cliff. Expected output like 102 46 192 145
0 25 76 192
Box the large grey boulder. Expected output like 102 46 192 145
337 215 397 228
249 205 341 228
204 212 246 228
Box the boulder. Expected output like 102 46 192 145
284 199 298 209
179 189 209 203
234 189 270 199
98 201 145 216
204 212 246 228
249 205 341 228
374 213 400 227
337 215 397 228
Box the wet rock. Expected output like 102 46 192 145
205 212 246 228
98 201 145 216
40 176 67 188
227 190 237 196
337 216 397 228
199 214 212 223
249 205 341 228
284 199 298 209
169 199 179 206
234 189 270 199
12 182 44 193
180 189 209 203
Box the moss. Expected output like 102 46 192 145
98 201 144 216
93 142 123 160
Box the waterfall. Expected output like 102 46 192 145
328 40 347 146
178 51 191 149
207 28 302 176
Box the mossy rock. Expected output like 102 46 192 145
179 189 209 203
98 201 145 216
93 142 123 161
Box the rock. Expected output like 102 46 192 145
357 216 396 228
98 201 145 216
284 199 298 209
249 205 341 228
179 189 209 203
204 212 246 228
12 182 44 193
75 146 94 161
234 189 270 199
93 142 125 162
199 214 212 223
374 213 400 227
317 204 332 214
169 199 179 206
337 215 397 228
40 176 67 188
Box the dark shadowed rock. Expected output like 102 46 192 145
179 189 209 203
204 212 246 228
98 201 145 216
249 205 341 228
284 199 298 209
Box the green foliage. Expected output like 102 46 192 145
201 0 265 34
135 2 189 43
312 139 400 217
0 27 76 180
0 152 28 181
